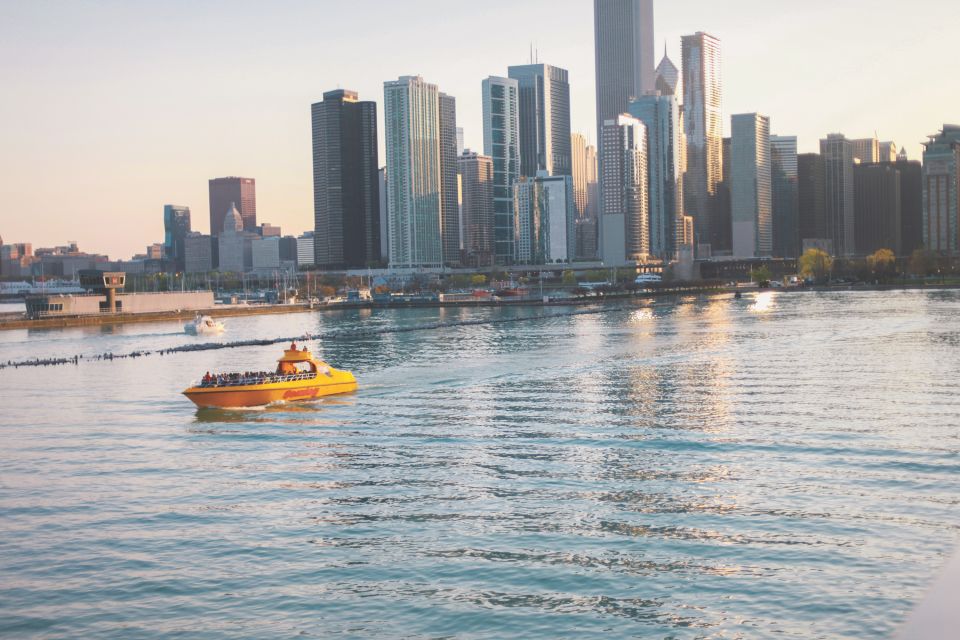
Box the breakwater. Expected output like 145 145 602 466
0 304 630 371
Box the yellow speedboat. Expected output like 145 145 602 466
183 342 357 409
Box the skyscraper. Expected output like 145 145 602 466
629 91 684 260
922 125 960 256
851 137 880 165
507 63 572 178
601 114 649 265
821 134 856 256
682 32 723 255
655 45 680 97
770 136 799 258
384 76 443 269
311 89 381 269
730 114 772 258
879 141 899 163
892 159 923 255
163 205 191 272
854 163 902 256
458 151 495 267
513 173 576 265
571 133 590 218
209 177 256 236
798 153 829 252
594 0 656 144
439 93 460 266
482 76 521 265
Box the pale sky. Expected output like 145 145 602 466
1 0 956 259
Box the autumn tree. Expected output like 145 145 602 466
799 248 834 284
867 249 897 283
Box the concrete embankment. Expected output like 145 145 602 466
0 284 727 332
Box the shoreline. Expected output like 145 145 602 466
2 282 958 332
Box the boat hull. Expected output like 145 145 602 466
183 371 357 409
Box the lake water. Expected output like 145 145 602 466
1 290 958 639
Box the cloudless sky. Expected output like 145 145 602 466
1 0 957 259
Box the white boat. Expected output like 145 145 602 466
185 314 226 336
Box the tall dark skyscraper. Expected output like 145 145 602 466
507 64 572 178
771 136 800 258
798 153 828 250
163 205 192 272
209 177 256 236
891 160 923 255
438 93 461 266
594 0 656 146
312 89 381 269
821 134 856 256
854 163 902 256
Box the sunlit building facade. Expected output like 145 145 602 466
513 172 576 265
682 32 723 255
458 151 495 267
601 114 649 265
384 76 443 269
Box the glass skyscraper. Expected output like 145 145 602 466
163 205 191 272
628 92 684 260
507 64 572 178
601 114 649 265
770 135 799 259
922 125 960 256
482 76 521 265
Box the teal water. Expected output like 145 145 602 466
1 290 958 638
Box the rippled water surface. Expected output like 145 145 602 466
1 290 959 639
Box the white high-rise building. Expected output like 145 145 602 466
682 32 723 255
482 76 521 265
629 92 684 260
601 114 649 265
384 76 443 269
731 113 772 258
594 0 656 144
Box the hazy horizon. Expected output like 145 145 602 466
1 0 957 260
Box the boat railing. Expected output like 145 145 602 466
197 372 318 388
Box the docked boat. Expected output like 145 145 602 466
182 342 357 409
185 314 225 336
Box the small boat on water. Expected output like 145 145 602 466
182 342 357 409
185 314 225 336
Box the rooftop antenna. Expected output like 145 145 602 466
530 42 533 64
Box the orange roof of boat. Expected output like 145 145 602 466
279 342 315 363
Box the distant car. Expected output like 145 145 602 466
635 274 663 285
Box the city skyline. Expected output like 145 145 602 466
1 0 958 258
